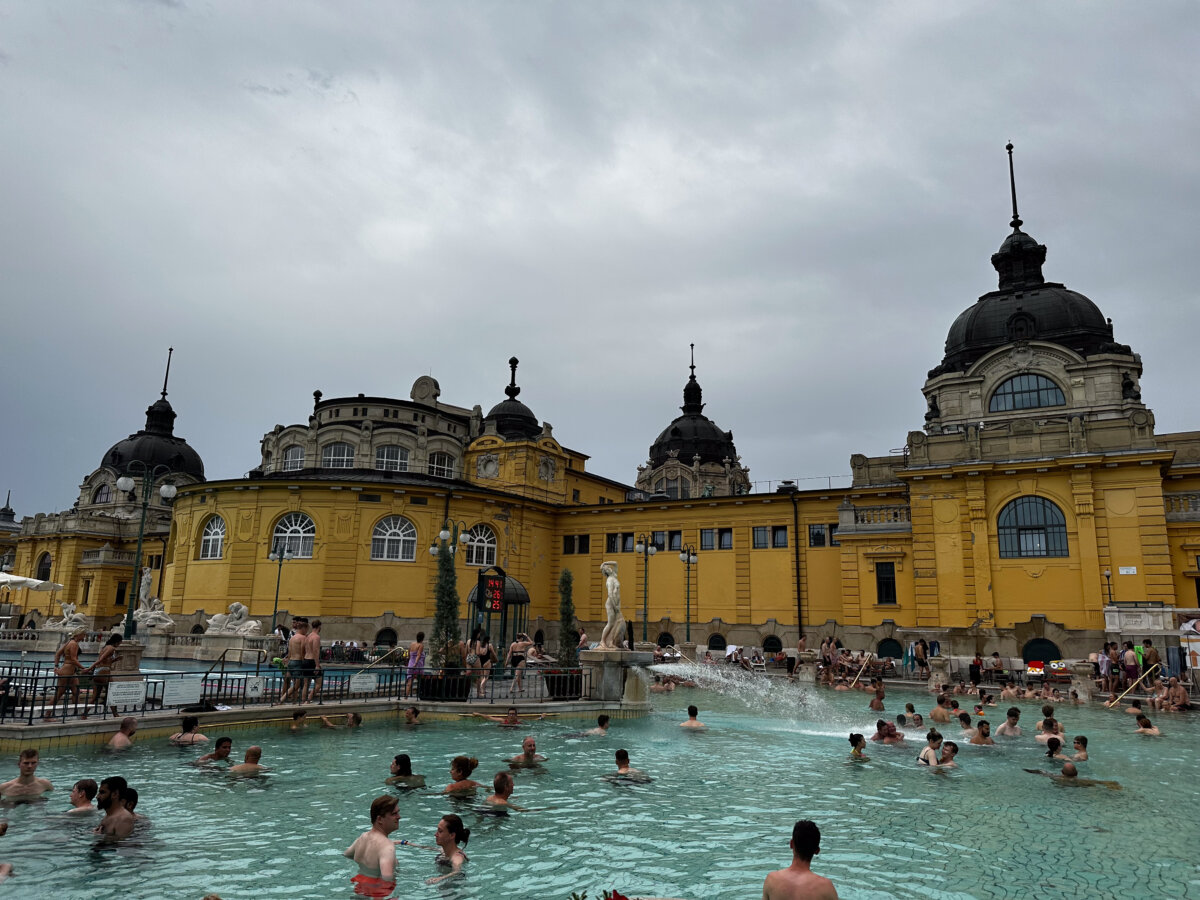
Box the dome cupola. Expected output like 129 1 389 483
483 357 542 441
648 347 738 469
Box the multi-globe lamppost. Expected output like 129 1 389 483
268 544 295 636
634 532 657 642
679 543 698 643
115 462 177 639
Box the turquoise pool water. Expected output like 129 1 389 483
2 666 1198 899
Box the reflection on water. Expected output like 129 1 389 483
0 675 1196 899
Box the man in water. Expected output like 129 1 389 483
94 776 135 838
509 736 547 768
196 736 233 765
613 748 646 779
321 712 363 729
969 721 994 745
680 705 707 729
762 819 839 899
994 708 1022 738
1026 762 1121 790
0 749 53 799
229 746 268 776
929 695 951 724
107 716 138 751
1134 715 1161 736
582 714 610 736
343 794 400 892
290 710 308 732
483 771 524 813
404 706 422 726
67 778 97 814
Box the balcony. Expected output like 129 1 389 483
79 547 136 567
1165 492 1200 522
836 501 912 535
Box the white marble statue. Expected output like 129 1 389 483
139 566 153 603
46 600 89 632
205 601 262 635
597 561 626 650
134 596 176 631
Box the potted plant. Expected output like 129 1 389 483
418 525 472 702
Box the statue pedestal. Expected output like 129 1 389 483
1071 660 1098 702
580 649 654 702
113 641 145 674
678 642 698 663
794 650 819 684
928 656 950 691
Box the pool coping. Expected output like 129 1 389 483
0 698 651 752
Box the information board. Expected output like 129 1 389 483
244 676 265 699
349 673 378 694
107 680 147 707
163 679 202 707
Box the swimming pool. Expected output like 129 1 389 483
2 665 1197 899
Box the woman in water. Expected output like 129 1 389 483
917 730 943 766
169 715 208 745
1044 737 1069 760
848 733 869 761
443 756 482 794
386 754 425 788
426 814 470 885
403 631 425 698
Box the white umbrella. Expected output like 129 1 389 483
0 572 64 591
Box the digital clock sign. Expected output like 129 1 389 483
480 572 505 612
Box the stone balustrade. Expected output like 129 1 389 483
1165 492 1200 521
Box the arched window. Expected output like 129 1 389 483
35 553 52 581
92 484 112 504
998 496 1069 558
762 635 783 654
376 445 409 472
321 442 354 468
371 516 417 561
282 445 305 472
428 451 455 478
707 633 727 651
465 524 497 567
1022 638 1062 664
375 627 398 647
989 374 1066 412
199 516 226 560
272 512 315 559
656 631 675 648
877 638 904 660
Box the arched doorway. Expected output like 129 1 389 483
877 638 904 660
656 631 675 648
533 628 545 647
374 628 398 648
35 553 52 582
707 633 727 651
191 624 205 635
762 635 783 654
1022 638 1061 663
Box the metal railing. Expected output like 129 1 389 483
0 661 592 725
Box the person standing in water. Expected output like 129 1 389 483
426 815 470 885
762 819 839 900
344 795 400 895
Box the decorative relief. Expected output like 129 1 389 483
238 510 255 542
537 456 556 482
335 512 352 540
476 453 499 479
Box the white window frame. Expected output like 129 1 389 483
375 445 410 472
428 451 455 478
199 516 226 560
321 442 355 468
465 523 497 567
273 512 315 559
371 516 417 561
282 445 305 472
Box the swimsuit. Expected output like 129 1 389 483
407 649 425 672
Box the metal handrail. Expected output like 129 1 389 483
350 644 404 677
203 647 268 681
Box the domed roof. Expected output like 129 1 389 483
483 357 541 441
932 145 1126 376
102 393 205 481
648 355 738 468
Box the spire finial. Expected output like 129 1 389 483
1006 141 1022 230
161 347 174 400
505 356 521 400
3 490 9 508
689 343 696 380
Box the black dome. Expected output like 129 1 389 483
933 225 1121 376
648 363 737 468
102 396 205 480
483 357 541 441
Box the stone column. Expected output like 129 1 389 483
579 649 653 702
928 656 949 691
794 650 819 684
1071 660 1098 702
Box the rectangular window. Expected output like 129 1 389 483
652 531 666 551
668 530 682 552
623 534 634 553
577 534 590 554
115 581 128 607
572 489 581 502
809 524 826 547
376 446 409 472
875 562 897 605
700 529 716 551
753 526 769 549
718 528 733 550
607 533 634 553
81 581 91 607
563 536 576 555
828 523 840 547
772 526 789 548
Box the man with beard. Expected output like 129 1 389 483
94 776 135 839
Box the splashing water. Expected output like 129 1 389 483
647 660 834 722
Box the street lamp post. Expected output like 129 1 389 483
679 543 698 643
429 520 475 558
634 532 657 642
115 462 177 640
268 544 295 636
1103 568 1113 605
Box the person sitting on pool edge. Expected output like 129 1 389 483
387 753 425 788
762 819 838 900
344 794 400 894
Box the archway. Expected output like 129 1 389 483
1022 638 1062 663
762 635 783 654
877 638 904 660
707 633 727 651
35 553 52 582
656 631 675 648
374 628 398 648
191 624 205 635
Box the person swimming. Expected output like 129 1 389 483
386 754 425 788
426 814 470 885
848 733 869 761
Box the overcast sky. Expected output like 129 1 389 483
3 1 1198 519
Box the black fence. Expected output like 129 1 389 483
0 661 591 725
